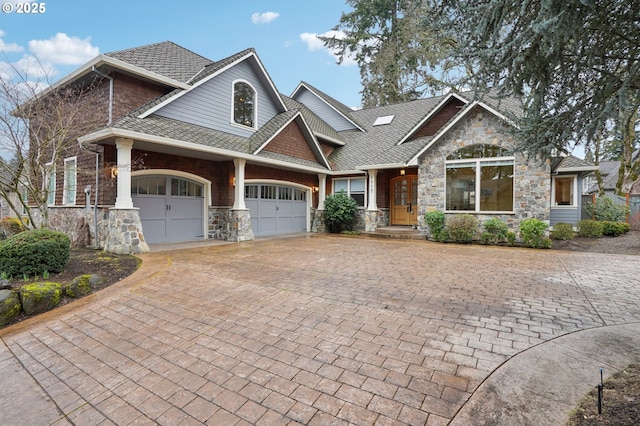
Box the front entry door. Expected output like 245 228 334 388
391 175 418 225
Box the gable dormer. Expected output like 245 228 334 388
141 49 287 138
291 82 363 132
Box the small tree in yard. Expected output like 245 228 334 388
324 192 358 233
0 62 103 228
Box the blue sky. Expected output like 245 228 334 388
0 0 364 107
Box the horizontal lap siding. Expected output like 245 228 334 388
294 88 358 131
155 60 281 138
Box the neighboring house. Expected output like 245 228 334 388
585 150 640 195
39 41 596 254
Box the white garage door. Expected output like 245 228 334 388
245 184 307 237
132 175 204 244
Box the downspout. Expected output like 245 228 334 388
91 66 113 125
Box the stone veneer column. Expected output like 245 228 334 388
104 138 150 254
104 208 150 254
227 158 254 242
365 169 379 231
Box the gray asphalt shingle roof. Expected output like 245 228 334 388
101 42 527 173
105 41 213 84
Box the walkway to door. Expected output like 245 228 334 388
1 236 639 425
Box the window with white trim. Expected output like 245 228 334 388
46 163 56 206
233 81 256 128
333 177 366 207
552 175 577 206
63 157 77 205
445 145 514 212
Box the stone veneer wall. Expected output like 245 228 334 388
418 107 550 231
226 209 254 242
208 206 231 240
104 209 150 254
46 207 110 248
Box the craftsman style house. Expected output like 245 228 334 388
41 41 595 253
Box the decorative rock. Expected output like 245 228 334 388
19 282 63 316
66 274 103 298
0 289 21 326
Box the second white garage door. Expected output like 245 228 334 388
245 184 307 237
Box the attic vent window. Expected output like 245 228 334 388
373 115 395 126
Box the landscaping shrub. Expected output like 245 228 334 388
424 210 447 241
446 214 479 243
506 231 517 246
577 220 604 237
0 217 25 240
324 192 358 233
585 195 629 222
0 229 70 278
601 221 631 237
519 218 551 248
550 223 575 240
481 218 508 244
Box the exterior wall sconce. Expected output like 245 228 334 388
400 169 405 176
110 166 118 179
312 186 319 193
230 176 236 186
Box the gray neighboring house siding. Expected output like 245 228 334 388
155 60 281 138
293 88 358 132
418 107 550 229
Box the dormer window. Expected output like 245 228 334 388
233 81 256 128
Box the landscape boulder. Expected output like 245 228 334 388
66 274 103 298
0 289 21 326
19 282 63 315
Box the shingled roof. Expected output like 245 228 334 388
105 41 213 84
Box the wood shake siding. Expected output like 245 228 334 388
263 121 319 163
411 99 466 140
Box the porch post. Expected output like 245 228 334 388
365 169 379 232
114 138 134 209
367 169 378 210
318 173 327 210
232 158 246 210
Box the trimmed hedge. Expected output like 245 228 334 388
601 221 631 236
577 220 604 237
0 229 70 278
550 223 575 240
446 214 479 243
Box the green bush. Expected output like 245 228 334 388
424 210 447 241
0 229 70 278
506 231 517 246
601 221 631 236
446 214 479 243
324 192 358 233
550 223 575 240
519 218 550 248
481 218 509 244
585 195 629 222
577 220 603 237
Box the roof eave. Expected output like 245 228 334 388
78 127 332 174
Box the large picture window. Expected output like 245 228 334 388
333 177 366 207
445 145 514 212
233 81 255 128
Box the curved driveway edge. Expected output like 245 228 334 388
0 235 639 425
450 323 640 425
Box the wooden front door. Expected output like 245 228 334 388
391 175 418 225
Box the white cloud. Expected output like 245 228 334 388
28 33 98 65
300 31 357 66
13 55 57 79
0 30 23 53
251 12 280 24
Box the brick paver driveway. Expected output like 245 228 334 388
2 235 639 425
